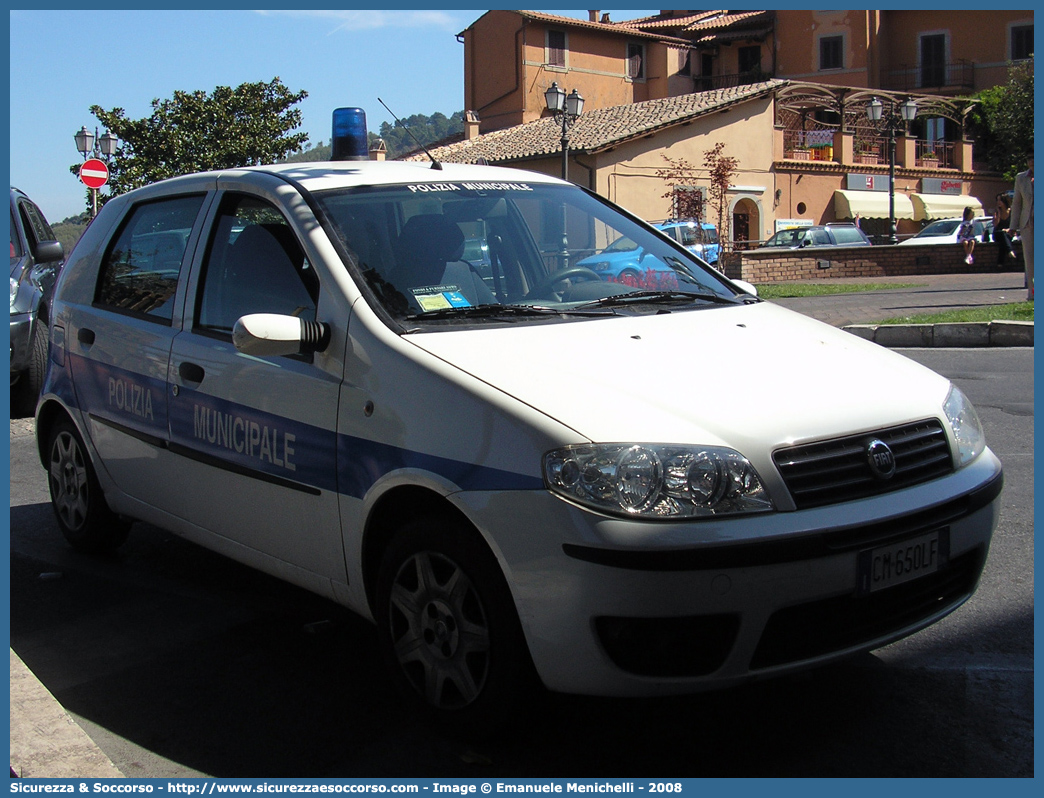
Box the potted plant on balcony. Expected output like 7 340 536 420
856 144 880 165
919 150 940 168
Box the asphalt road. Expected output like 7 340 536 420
8 348 1034 778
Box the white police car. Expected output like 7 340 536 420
37 122 1002 728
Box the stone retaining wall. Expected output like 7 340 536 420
723 241 1024 283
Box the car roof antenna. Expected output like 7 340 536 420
378 97 443 170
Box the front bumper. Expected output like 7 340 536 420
458 449 1003 697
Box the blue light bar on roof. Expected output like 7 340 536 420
332 108 369 161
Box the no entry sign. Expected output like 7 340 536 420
79 158 109 189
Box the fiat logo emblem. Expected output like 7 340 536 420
866 439 896 480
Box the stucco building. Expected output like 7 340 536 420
439 9 1032 247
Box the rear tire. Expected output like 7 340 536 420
375 517 537 735
46 418 130 553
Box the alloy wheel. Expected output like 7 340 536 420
387 550 491 709
49 430 89 532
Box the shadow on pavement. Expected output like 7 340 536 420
10 509 1033 778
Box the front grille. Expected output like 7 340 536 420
773 419 953 510
750 546 985 670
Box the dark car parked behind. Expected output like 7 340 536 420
10 187 64 415
761 222 872 249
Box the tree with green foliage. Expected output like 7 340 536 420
283 110 465 163
74 78 309 209
968 60 1034 181
378 111 464 158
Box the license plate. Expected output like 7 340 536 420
857 529 949 595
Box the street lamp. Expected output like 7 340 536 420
74 125 118 218
74 126 95 159
866 96 918 244
544 81 584 182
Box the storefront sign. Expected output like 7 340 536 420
845 174 888 192
775 218 813 232
921 177 964 195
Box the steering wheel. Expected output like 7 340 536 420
524 266 602 299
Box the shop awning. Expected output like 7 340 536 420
911 193 985 221
833 189 915 220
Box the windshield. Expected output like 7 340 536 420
314 182 746 328
916 220 962 237
764 229 805 247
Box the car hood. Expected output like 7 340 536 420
405 301 951 459
898 236 953 246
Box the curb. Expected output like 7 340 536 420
841 321 1034 348
10 649 124 779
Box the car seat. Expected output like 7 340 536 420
392 214 496 307
214 223 316 329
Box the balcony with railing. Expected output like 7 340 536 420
914 139 955 169
773 82 975 173
780 127 962 170
782 129 835 162
884 59 975 93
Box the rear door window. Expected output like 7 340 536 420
18 199 57 248
95 195 205 323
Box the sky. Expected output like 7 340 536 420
8 8 657 224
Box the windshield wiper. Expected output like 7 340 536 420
574 290 741 310
404 303 565 321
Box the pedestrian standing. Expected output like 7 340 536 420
957 206 977 266
992 192 1014 270
1010 155 1034 300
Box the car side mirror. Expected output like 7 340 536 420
32 240 64 264
232 313 329 357
731 279 758 297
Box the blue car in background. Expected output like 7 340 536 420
655 219 721 265
574 235 680 290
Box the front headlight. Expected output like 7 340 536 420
544 443 774 519
10 277 20 314
943 384 986 467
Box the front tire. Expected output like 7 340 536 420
375 517 536 734
46 418 130 553
27 320 49 402
11 322 50 418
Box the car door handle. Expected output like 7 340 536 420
178 361 205 385
77 328 95 347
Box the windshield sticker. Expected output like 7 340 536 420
406 182 534 193
411 285 472 311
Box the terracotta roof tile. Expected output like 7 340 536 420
612 11 728 30
610 10 773 36
510 10 692 45
405 81 785 166
681 11 773 33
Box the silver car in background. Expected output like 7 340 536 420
10 186 64 415
898 216 994 246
